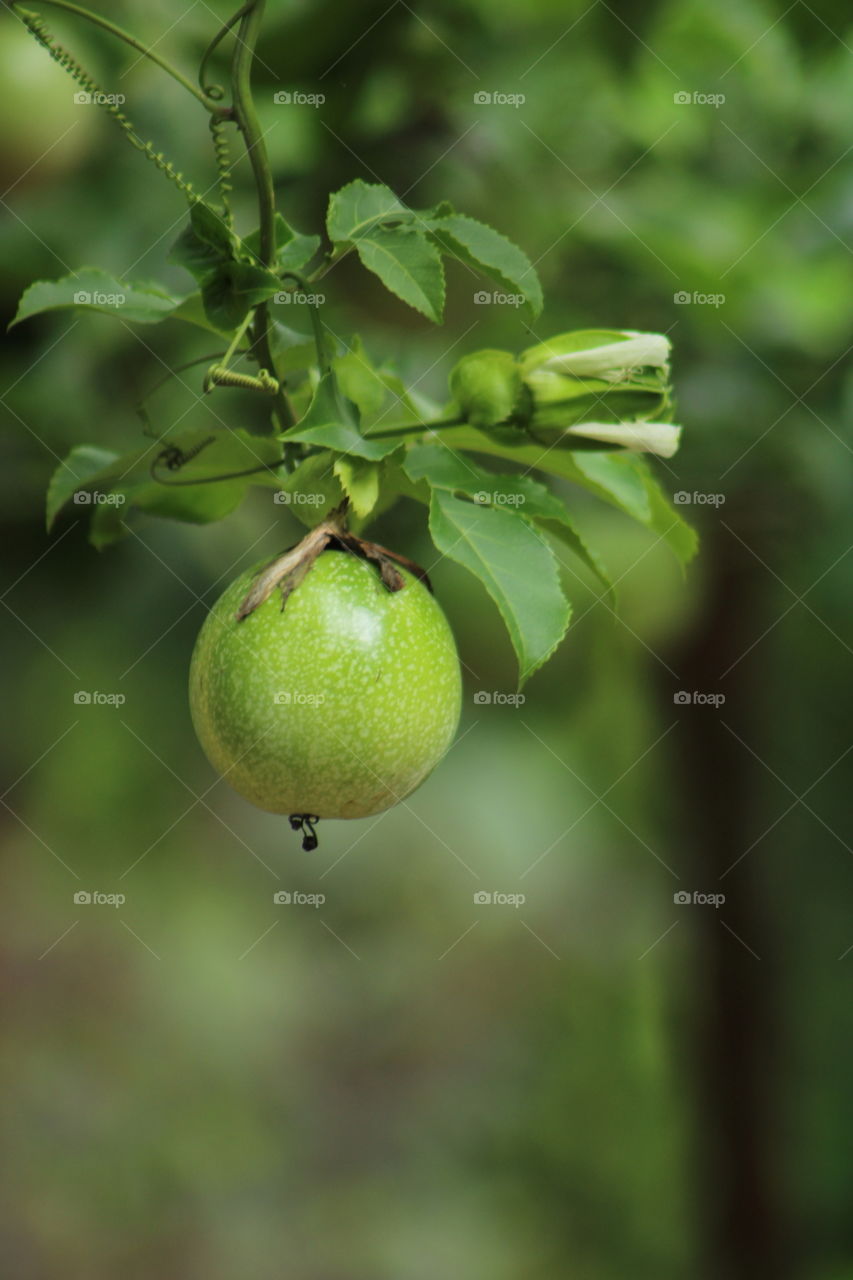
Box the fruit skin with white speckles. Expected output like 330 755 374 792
189 550 462 820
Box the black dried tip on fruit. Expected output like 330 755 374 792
289 814 320 851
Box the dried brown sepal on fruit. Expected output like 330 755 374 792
235 500 433 622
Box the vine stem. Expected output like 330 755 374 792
13 0 230 114
229 0 295 432
365 416 466 439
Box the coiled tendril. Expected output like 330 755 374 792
17 8 197 203
208 110 234 226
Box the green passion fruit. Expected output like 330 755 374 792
189 549 462 830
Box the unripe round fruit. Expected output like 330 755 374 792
189 551 462 820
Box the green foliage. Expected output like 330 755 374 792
168 202 282 330
11 269 180 327
325 179 543 320
47 430 284 546
9 3 694 686
428 490 571 687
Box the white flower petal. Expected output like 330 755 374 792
543 332 671 378
565 421 682 457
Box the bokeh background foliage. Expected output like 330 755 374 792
2 1 852 1277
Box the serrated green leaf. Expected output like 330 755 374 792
10 270 180 329
333 455 381 517
46 445 119 530
435 425 646 514
242 213 321 274
427 212 543 317
355 227 445 322
429 489 571 686
428 425 696 567
282 371 401 460
326 180 410 242
285 417 401 461
378 457 431 509
404 443 611 593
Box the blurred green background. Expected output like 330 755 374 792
2 1 852 1277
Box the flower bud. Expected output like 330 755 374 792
449 329 682 458
448 349 528 429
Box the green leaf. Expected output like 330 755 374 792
404 443 611 592
429 489 571 686
571 451 651 523
269 321 317 373
427 426 696 567
333 456 381 517
334 337 391 421
169 292 231 336
326 180 410 242
427 212 543 317
201 261 281 331
10 270 180 329
355 227 445 322
638 463 699 568
187 201 234 253
169 202 235 285
282 372 401 460
46 430 284 547
285 417 400 461
242 213 321 274
46 445 119 530
169 204 282 332
279 451 344 528
278 232 322 274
